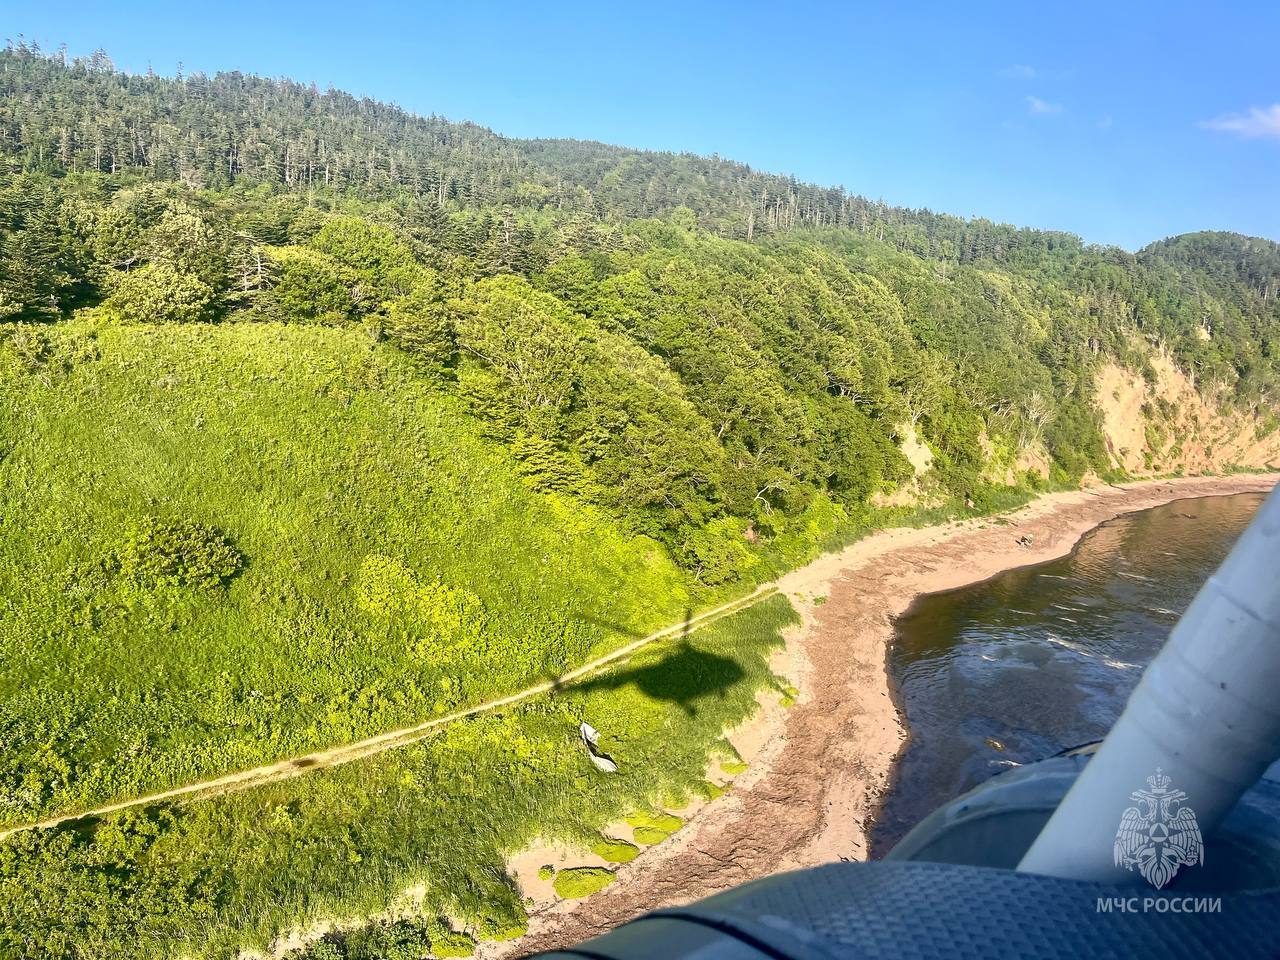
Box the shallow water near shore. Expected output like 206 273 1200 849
870 491 1267 857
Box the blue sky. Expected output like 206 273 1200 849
8 0 1279 249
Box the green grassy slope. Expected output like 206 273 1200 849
0 594 796 960
0 321 688 823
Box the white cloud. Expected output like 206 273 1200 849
1000 64 1037 79
1026 96 1062 116
1201 104 1280 140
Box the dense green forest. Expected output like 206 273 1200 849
2 41 1280 960
4 42 1279 516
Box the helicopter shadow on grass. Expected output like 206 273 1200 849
558 607 746 717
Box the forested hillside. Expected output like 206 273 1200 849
5 44 1278 518
1 42 1279 959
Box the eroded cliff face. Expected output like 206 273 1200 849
871 424 941 508
879 350 1277 508
1096 354 1280 476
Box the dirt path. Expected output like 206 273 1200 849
0 586 777 842
504 474 1277 956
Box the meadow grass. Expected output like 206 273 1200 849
0 595 798 959
0 320 689 824
0 320 1052 830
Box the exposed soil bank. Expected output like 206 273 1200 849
505 474 1278 956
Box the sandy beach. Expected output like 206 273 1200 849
507 473 1278 955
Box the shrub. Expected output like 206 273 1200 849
510 432 591 495
285 939 343 960
537 864 554 881
1 323 52 372
626 810 683 844
696 780 726 801
341 918 430 960
552 867 615 899
382 284 455 369
777 682 800 707
117 518 244 591
336 916 473 959
106 262 216 324
453 275 585 436
309 218 417 292
470 913 527 942
681 517 757 585
590 837 640 863
429 927 476 958
266 246 358 323
624 810 683 833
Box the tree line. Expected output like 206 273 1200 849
2 43 1279 579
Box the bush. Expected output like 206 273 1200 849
429 926 476 958
590 837 640 863
470 913 527 942
285 939 343 960
338 916 472 959
266 246 358 323
625 810 682 844
382 284 455 369
342 919 430 960
624 810 683 833
510 432 591 495
116 517 244 591
552 866 615 899
106 262 216 324
681 517 757 585
696 780 726 801
453 275 584 435
309 218 417 296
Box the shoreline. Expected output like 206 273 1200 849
865 484 1278 859
506 473 1278 955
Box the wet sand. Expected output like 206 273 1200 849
504 474 1277 956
